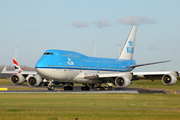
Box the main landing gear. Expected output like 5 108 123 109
47 79 55 91
95 83 113 91
64 83 73 90
46 81 113 91
81 84 90 90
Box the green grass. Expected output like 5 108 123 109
130 79 180 90
0 93 180 120
0 78 28 85
1 78 180 119
0 109 180 120
1 94 180 109
0 79 37 90
0 78 12 84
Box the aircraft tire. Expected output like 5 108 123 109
104 87 108 91
51 86 55 91
47 85 55 91
64 86 73 90
81 86 84 90
95 87 100 91
81 86 90 90
86 87 90 90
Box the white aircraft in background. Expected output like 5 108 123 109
1 26 179 91
1 58 61 87
1 58 40 86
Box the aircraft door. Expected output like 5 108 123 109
97 64 99 73
64 62 67 71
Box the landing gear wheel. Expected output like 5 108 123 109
47 85 55 91
64 86 68 90
64 86 73 90
47 79 55 91
104 86 108 91
95 87 100 91
81 86 90 90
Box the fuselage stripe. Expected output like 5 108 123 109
36 67 129 72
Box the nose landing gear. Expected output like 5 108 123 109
47 79 55 91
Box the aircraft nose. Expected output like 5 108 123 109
35 58 45 68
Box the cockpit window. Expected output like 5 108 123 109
43 52 54 55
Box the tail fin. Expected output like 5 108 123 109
13 57 22 71
118 26 137 60
2 67 7 72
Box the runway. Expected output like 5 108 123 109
0 90 139 93
0 85 167 94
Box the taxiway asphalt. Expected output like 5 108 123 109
0 85 167 94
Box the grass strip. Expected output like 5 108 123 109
0 109 180 120
0 93 180 109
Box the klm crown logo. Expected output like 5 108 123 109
128 39 133 46
67 58 74 65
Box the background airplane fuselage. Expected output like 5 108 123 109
36 49 136 83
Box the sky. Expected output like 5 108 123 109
0 0 180 72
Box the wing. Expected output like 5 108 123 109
133 71 179 85
80 71 133 88
82 70 179 87
130 60 171 68
84 72 128 79
1 66 37 75
1 66 40 87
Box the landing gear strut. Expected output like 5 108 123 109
47 79 55 91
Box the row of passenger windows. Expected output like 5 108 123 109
43 52 54 55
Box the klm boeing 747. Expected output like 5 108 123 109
2 26 179 90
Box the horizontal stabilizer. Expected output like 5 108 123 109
130 60 171 68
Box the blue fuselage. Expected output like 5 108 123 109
35 49 136 72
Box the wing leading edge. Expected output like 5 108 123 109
130 60 171 68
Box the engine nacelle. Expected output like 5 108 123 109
10 74 25 85
162 74 177 85
27 75 42 87
115 76 131 88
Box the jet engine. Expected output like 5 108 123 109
115 73 133 87
10 74 25 85
27 75 42 87
162 73 178 85
115 76 131 87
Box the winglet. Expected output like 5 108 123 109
13 57 22 71
118 26 137 60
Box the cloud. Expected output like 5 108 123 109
72 21 89 28
92 19 112 28
170 51 178 54
170 48 178 54
118 16 157 25
148 45 158 50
